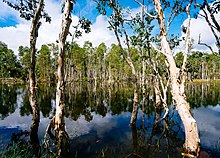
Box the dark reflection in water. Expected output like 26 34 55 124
0 82 220 157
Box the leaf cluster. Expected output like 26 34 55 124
3 0 51 22
72 17 91 39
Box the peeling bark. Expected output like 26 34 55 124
29 0 44 156
153 0 200 155
54 0 72 157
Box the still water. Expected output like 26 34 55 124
0 82 220 157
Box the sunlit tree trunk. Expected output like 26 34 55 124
54 0 72 156
29 0 44 155
180 3 191 96
153 0 200 155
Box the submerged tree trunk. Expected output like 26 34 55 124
153 0 200 155
29 0 44 155
130 75 138 126
54 0 72 157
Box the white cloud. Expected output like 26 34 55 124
0 0 116 54
179 9 220 53
75 15 117 48
0 1 19 21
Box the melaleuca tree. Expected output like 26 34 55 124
3 0 51 156
96 0 142 126
18 46 30 81
95 42 107 82
45 1 91 157
152 0 200 155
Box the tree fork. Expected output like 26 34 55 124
153 0 200 155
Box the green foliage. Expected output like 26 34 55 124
3 0 51 22
36 44 54 82
72 17 91 39
0 42 22 78
18 45 30 81
175 51 220 80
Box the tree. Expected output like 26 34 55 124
36 44 53 82
153 0 200 155
0 42 21 79
96 0 140 126
54 0 73 156
3 0 51 155
95 42 107 82
18 46 30 81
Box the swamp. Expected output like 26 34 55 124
0 82 220 157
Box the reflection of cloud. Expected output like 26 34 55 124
209 105 220 112
66 112 132 138
192 106 220 149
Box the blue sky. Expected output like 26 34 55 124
0 0 219 54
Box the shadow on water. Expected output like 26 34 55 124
0 82 220 157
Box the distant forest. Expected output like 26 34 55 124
0 41 219 82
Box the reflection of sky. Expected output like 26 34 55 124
0 87 220 154
66 111 133 139
192 105 220 150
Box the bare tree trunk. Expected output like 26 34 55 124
29 0 44 155
54 0 72 156
154 75 161 108
130 77 138 126
180 3 191 96
153 0 200 155
108 0 139 126
141 58 146 95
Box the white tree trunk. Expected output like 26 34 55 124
153 0 200 154
55 0 72 156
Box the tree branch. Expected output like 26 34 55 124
134 0 157 19
198 34 214 53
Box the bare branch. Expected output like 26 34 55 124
198 34 214 53
180 0 192 96
134 0 157 19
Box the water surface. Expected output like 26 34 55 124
0 82 220 157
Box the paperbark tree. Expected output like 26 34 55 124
29 1 43 155
54 0 73 157
180 2 192 96
153 0 200 155
3 0 51 155
96 0 139 126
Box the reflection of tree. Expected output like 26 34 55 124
65 83 134 121
127 108 184 158
186 83 220 108
0 84 17 119
19 89 32 116
38 84 55 117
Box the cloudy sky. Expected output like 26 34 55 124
0 0 219 54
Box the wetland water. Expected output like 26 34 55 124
0 82 220 157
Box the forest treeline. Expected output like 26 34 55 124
1 41 220 82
